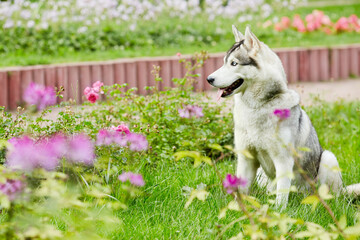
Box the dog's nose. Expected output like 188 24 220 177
207 76 215 84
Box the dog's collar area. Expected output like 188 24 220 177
219 78 244 97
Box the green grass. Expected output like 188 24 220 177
0 3 359 68
111 100 360 239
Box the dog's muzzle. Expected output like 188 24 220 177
218 78 244 98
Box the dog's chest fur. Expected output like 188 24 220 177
233 90 300 179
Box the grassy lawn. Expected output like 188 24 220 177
114 100 360 239
0 3 359 68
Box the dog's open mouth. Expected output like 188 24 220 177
217 78 244 100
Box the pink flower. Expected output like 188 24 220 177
113 133 128 147
84 81 104 103
335 17 349 32
273 109 291 120
118 172 145 186
293 15 306 33
126 133 148 151
86 90 99 103
111 123 130 135
176 52 181 57
321 15 331 26
84 87 92 95
7 136 39 171
23 82 57 110
7 136 61 171
92 81 104 92
35 139 61 171
223 174 247 194
66 134 95 165
281 17 291 28
96 129 114 146
178 105 204 118
307 22 316 32
0 179 24 201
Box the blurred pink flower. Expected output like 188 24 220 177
223 174 247 194
113 133 128 147
66 134 95 165
23 82 57 110
281 17 291 28
307 22 316 32
96 129 114 146
36 139 61 171
111 123 130 135
7 135 61 171
0 179 24 201
273 109 291 120
176 52 181 57
84 87 92 95
92 81 104 93
178 105 204 118
321 15 331 26
335 17 349 31
7 136 38 171
118 172 145 186
127 133 148 151
292 15 306 33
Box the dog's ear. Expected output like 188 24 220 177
232 25 244 42
244 26 261 55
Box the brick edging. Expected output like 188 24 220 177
1 44 360 110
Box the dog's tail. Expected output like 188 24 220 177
346 184 360 196
318 150 360 196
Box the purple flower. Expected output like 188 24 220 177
0 179 24 201
7 136 38 171
273 109 291 120
178 105 204 118
47 133 68 158
23 82 57 110
112 133 128 147
35 140 61 171
126 133 148 151
66 134 95 165
223 174 247 194
96 129 114 146
7 136 61 171
118 172 145 187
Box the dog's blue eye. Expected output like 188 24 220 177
230 61 238 66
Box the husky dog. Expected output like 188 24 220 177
207 25 360 208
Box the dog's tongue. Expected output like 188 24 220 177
216 88 224 102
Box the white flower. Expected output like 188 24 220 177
77 26 88 33
3 20 14 29
27 20 35 28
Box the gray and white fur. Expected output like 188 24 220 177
207 25 360 209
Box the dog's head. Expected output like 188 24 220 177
207 25 285 99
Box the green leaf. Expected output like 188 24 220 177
339 214 347 230
318 184 333 200
241 150 254 159
208 143 223 152
301 195 320 211
344 223 360 235
184 189 209 209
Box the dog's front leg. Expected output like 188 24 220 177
273 157 294 210
236 153 259 194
